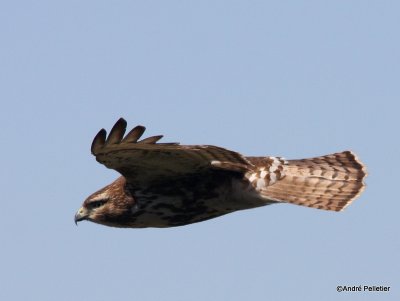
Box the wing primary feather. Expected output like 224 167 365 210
121 125 146 143
105 118 127 145
91 128 107 155
137 135 164 144
156 142 180 145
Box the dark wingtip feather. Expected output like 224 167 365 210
91 128 107 155
105 118 127 145
91 119 178 154
137 135 163 144
121 125 146 143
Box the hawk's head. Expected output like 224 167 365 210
74 177 135 227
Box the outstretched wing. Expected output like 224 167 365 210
91 118 253 189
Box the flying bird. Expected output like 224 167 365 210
75 118 367 228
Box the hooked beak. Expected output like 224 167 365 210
74 207 89 225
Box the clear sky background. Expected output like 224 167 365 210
1 1 399 300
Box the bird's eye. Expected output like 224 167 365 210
89 200 107 209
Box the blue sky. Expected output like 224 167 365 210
1 1 399 300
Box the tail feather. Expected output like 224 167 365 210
260 151 367 211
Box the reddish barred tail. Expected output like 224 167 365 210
260 151 367 211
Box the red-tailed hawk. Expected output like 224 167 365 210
74 118 367 228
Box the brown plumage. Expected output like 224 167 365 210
74 118 367 228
